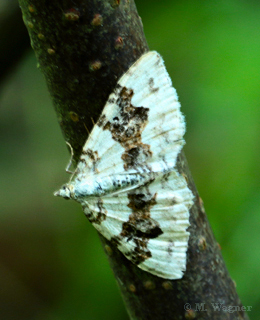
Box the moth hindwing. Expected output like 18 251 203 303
55 51 194 280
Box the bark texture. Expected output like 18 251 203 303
18 0 249 319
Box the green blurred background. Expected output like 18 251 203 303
1 0 260 319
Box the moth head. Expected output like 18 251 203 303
54 184 74 200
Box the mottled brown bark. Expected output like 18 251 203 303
18 0 148 163
18 0 249 319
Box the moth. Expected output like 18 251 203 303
55 51 194 279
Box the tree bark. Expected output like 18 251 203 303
18 0 249 319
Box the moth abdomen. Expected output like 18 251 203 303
104 173 149 194
73 173 149 198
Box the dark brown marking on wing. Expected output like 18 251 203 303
98 84 152 171
162 172 171 182
97 114 107 127
111 192 163 265
123 192 162 264
83 198 107 225
167 240 174 256
124 193 162 238
125 238 151 265
148 77 159 93
80 148 100 172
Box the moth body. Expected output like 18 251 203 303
56 172 151 200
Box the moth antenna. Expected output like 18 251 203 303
83 122 90 135
91 117 95 126
65 141 75 174
83 122 94 143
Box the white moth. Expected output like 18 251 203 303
55 51 194 279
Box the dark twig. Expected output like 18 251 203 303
18 1 248 319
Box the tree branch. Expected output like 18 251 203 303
18 0 249 319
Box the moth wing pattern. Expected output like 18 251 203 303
119 51 185 173
76 51 184 179
66 51 194 279
83 170 193 280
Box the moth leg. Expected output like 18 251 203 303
83 123 90 135
91 117 95 126
83 122 94 142
65 141 74 174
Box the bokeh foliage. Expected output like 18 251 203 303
1 0 259 319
